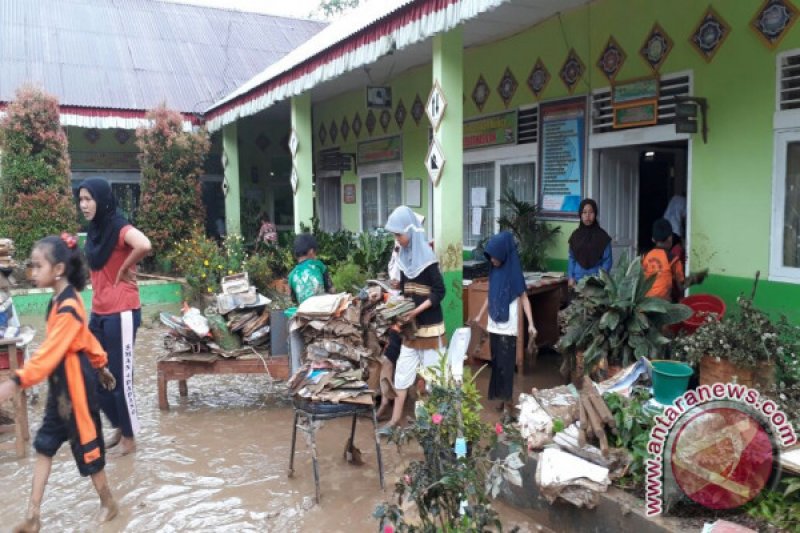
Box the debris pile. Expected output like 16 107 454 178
160 273 274 358
287 285 415 405
0 239 18 290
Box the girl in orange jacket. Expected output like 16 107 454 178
0 234 118 532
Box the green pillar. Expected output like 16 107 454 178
291 93 314 232
222 122 241 236
432 28 464 336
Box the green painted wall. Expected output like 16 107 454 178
308 0 800 321
12 281 182 316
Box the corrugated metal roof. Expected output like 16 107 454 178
0 0 326 112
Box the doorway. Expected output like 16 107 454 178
594 141 688 265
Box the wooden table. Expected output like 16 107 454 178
0 337 30 458
465 276 567 371
157 354 290 410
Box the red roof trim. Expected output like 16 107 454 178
0 102 202 125
206 0 459 121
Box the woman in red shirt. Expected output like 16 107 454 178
79 178 152 455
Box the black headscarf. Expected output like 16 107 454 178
484 231 527 323
568 198 611 270
79 178 129 271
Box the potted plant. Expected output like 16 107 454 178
497 189 560 271
673 288 784 390
558 256 693 378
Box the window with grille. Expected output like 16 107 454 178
779 52 800 111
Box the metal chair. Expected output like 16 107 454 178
288 397 384 503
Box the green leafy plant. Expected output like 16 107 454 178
168 227 247 300
331 263 367 294
604 390 655 489
497 189 560 271
136 105 210 258
745 476 800 531
0 85 77 257
558 256 693 374
350 229 394 278
298 217 355 270
242 254 274 294
375 357 523 532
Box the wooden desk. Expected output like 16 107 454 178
465 277 566 371
0 337 30 458
157 354 290 410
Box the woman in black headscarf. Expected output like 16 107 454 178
78 178 151 455
567 199 612 288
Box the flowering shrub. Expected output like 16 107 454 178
0 86 76 256
136 106 210 257
375 357 523 531
169 229 247 298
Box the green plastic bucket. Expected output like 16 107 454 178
651 360 694 405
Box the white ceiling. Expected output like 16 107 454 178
309 0 592 103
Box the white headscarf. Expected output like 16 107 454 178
385 206 437 280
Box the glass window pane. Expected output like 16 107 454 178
784 142 800 268
500 162 536 218
463 162 495 248
380 172 403 225
362 177 379 231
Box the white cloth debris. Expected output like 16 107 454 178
535 447 610 508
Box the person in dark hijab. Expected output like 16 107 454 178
78 178 152 456
471 231 536 412
567 199 612 288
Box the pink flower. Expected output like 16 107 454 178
384 526 394 533
404 474 412 484
431 413 443 425
495 422 504 435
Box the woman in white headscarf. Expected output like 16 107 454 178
379 206 446 432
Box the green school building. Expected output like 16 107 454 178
208 0 800 330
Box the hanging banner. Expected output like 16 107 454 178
357 136 402 165
463 111 517 150
538 97 586 216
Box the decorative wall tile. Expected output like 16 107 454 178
255 133 270 152
352 112 362 138
497 67 518 108
329 120 338 143
597 36 626 81
690 6 731 62
395 99 406 129
471 74 490 111
340 117 349 141
640 23 673 72
366 109 376 135
318 122 327 145
751 0 798 48
114 128 131 144
411 93 424 125
559 49 585 94
84 128 100 144
527 58 550 99
380 109 391 132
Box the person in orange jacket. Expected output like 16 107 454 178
0 234 118 532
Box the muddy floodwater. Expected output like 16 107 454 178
1 304 559 532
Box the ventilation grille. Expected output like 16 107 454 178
517 106 538 144
591 75 691 134
779 52 800 110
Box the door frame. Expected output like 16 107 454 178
589 133 693 273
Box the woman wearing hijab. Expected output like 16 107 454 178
567 199 613 288
78 178 152 455
379 206 445 432
471 231 536 412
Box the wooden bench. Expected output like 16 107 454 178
156 354 290 410
0 337 30 458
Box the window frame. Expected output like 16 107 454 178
462 151 536 250
359 162 403 233
770 129 800 282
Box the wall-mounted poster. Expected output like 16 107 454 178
343 184 356 204
538 97 586 216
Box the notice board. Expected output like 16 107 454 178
538 97 586 216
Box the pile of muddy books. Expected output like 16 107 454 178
287 286 415 405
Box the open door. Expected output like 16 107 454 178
597 149 639 266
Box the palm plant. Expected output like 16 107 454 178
496 189 560 271
558 256 693 375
